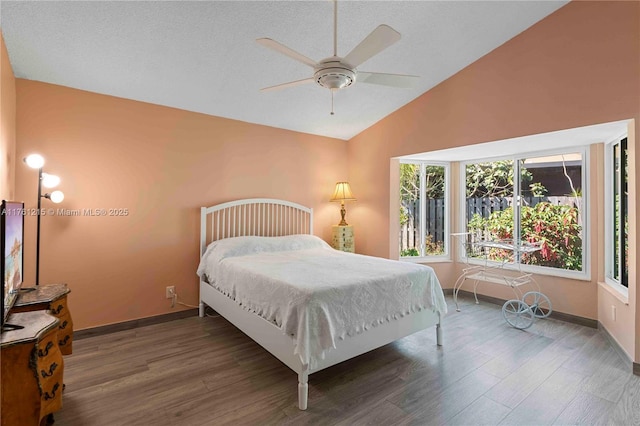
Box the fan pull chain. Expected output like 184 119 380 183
330 89 335 115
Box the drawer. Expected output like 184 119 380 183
56 314 73 355
34 329 64 418
49 298 73 355
35 329 58 361
332 225 355 252
333 239 354 252
49 298 68 316
38 369 63 418
333 237 354 246
35 329 62 385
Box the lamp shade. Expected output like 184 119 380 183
24 154 45 169
330 182 356 202
42 173 61 188
49 190 64 204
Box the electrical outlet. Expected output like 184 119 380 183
166 286 175 299
612 305 616 321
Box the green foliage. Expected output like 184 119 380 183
400 235 444 258
402 161 543 201
468 202 582 270
465 161 545 197
425 234 445 256
569 187 582 197
529 182 547 197
400 248 420 257
400 163 445 201
400 208 409 226
400 163 420 202
424 166 446 199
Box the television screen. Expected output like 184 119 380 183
1 200 24 329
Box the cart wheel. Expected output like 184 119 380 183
522 291 552 318
502 299 535 329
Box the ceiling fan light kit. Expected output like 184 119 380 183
314 59 355 90
257 0 419 114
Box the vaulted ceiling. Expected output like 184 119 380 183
1 1 568 140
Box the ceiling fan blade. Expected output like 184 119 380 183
357 72 419 88
260 77 315 92
343 25 401 68
256 38 317 68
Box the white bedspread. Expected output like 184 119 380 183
197 235 447 368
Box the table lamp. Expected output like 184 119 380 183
330 182 356 226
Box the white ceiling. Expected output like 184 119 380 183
1 1 568 140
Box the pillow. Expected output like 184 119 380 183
196 235 330 280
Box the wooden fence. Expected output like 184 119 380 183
400 196 580 252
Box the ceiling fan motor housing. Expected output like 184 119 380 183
314 58 356 90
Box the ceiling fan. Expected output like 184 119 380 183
257 0 419 114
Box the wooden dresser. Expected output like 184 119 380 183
1 311 64 426
331 225 355 253
12 284 73 355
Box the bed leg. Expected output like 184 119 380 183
436 322 443 346
199 302 205 318
298 372 308 410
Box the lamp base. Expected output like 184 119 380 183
338 203 349 226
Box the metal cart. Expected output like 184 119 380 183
451 233 552 329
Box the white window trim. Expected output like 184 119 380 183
600 279 629 304
400 255 452 264
604 133 629 292
399 160 450 262
458 146 590 280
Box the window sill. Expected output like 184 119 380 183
400 256 452 264
598 281 629 305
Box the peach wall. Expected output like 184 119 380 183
597 120 637 363
348 1 639 360
0 32 16 200
15 80 348 330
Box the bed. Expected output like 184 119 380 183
198 198 446 410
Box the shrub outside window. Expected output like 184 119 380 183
463 150 586 275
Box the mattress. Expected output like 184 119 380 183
197 235 447 367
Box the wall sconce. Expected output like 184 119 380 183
330 182 356 226
24 154 64 286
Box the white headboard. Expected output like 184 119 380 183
200 198 314 256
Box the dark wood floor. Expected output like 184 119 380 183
56 295 640 425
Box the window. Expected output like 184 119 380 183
399 162 449 259
463 149 587 275
606 136 628 288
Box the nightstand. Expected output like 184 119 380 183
13 283 73 355
332 225 355 253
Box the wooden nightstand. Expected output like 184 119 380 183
1 311 64 426
332 225 355 253
13 284 73 355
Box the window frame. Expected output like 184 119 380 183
399 160 451 263
604 134 629 297
458 146 590 280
